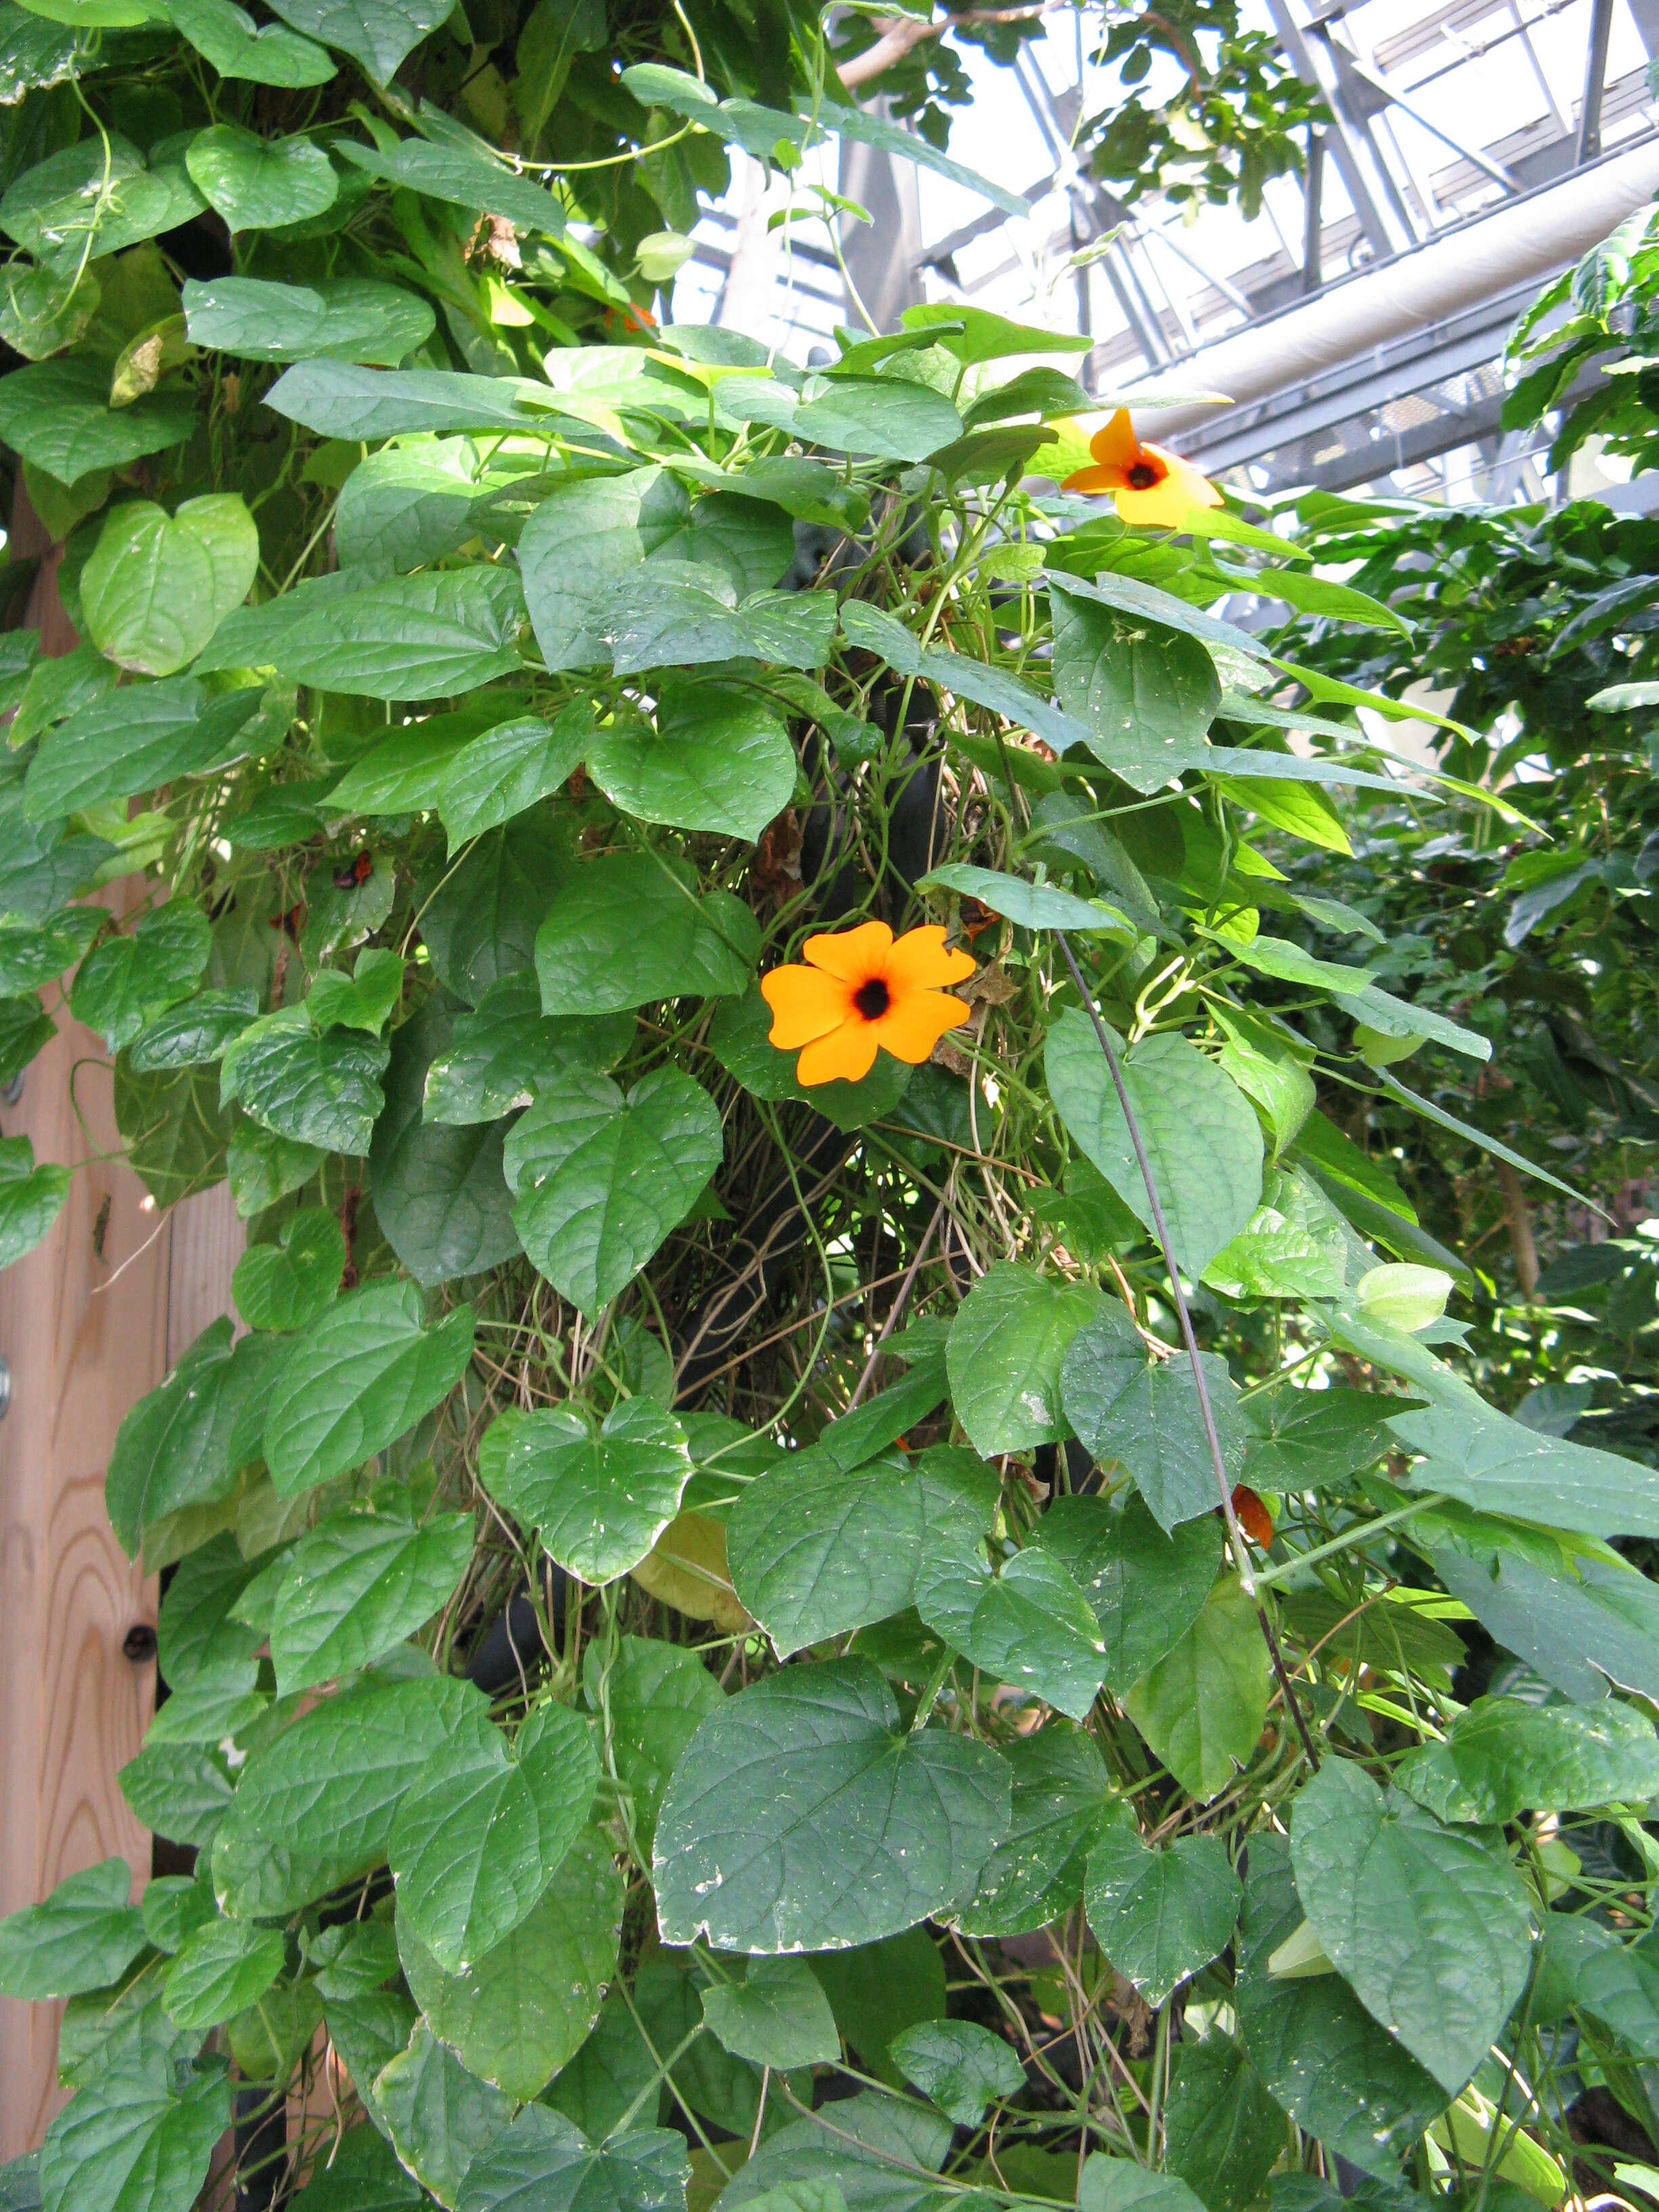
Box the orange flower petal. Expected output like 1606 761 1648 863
1062 464 1118 495
1144 443 1223 510
883 923 977 994
761 964 853 1047
1088 408 1142 472
797 1019 880 1086
802 919 892 981
869 989 972 1065
1114 477 1205 529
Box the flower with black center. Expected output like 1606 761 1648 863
1063 408 1222 527
760 921 975 1086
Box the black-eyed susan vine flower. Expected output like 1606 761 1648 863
760 921 975 1086
1063 407 1223 527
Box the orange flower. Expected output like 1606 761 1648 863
1230 1483 1274 1550
1063 408 1223 527
760 920 975 1087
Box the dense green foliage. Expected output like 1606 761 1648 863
1 14 1659 2212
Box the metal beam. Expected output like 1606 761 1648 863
1303 127 1324 292
1578 0 1617 163
1346 56 1520 190
1265 0 1418 256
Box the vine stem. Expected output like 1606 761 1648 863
1052 930 1320 1774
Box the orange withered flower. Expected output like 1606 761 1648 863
1063 407 1223 528
760 920 975 1087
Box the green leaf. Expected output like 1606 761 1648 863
157 1534 266 1686
918 864 1133 937
421 812 573 1006
212 1672 485 1918
1060 1309 1249 1533
283 2129 422 2211
805 1933 946 2087
535 855 758 1016
1162 2031 1285 2212
600 571 836 677
518 466 691 671
161 1917 284 2030
1290 1755 1534 2095
1395 1695 1659 1825
310 949 405 1035
266 360 557 441
105 1317 287 1557
81 497 258 676
232 1206 346 1330
226 1118 325 1218
1084 1829 1241 2005
369 994 523 1288
0 1859 146 2001
1079 2160 1206 2212
1203 1168 1348 1303
184 274 428 363
216 568 525 701
70 901 211 1052
0 905 103 996
653 1657 1010 1952
588 684 795 843
1123 1577 1271 1801
115 1057 234 1210
455 2110 689 2212
438 710 588 850
958 1731 1124 1948
373 2021 516 2207
268 1501 474 1692
0 1134 69 1269
221 1008 390 1153
1435 1544 1659 1704
129 987 257 1073
1 136 202 276
1391 1401 1659 1539
1049 577 1221 785
504 1067 722 1313
163 0 334 80
119 1739 235 1849
38 2051 230 2212
794 377 960 464
0 992 50 1085
1233 1832 1446 2178
424 974 630 1126
261 0 453 78
398 1824 623 2101
701 1959 840 2070
390 1702 599 1972
583 1636 720 1858
1028 1493 1220 1694
1536 1914 1659 2057
1243 1387 1397 1492
263 1279 474 1496
708 982 910 1133
1046 1012 1264 1279
480 1398 693 1581
945 1259 1101 1456
0 356 192 488
716 2091 950 2212
888 2020 1023 2126
726 1431 983 1658
26 679 266 821
926 1542 1108 1721
335 136 568 237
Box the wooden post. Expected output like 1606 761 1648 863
0 489 243 2156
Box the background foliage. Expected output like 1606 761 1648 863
1 12 1658 2212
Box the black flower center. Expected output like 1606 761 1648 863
853 977 891 1021
1127 460 1160 489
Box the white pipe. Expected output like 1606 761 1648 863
1120 138 1659 445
